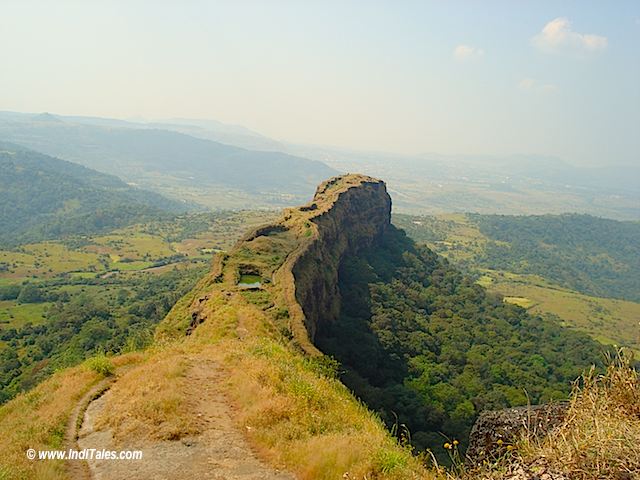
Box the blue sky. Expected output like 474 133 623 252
1 1 638 166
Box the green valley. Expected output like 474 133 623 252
316 225 605 460
394 213 640 354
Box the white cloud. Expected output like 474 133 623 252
453 44 484 60
518 78 536 90
532 17 607 55
518 78 558 94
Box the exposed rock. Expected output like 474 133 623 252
175 174 391 354
273 174 391 354
466 403 567 465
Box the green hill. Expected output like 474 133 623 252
395 213 640 302
316 225 605 457
471 214 640 302
0 113 337 208
0 143 191 245
393 212 640 353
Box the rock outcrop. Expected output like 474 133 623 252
166 174 392 355
466 404 567 465
280 175 391 348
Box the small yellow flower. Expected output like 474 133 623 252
453 439 459 446
497 439 504 446
507 445 515 451
444 442 452 450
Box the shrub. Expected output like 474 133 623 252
85 354 115 377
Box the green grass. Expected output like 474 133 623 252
68 271 100 279
481 271 640 352
503 296 535 309
396 213 640 354
0 242 103 281
112 260 154 271
85 354 115 377
476 275 494 288
0 301 49 328
238 274 262 285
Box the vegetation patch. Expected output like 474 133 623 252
317 226 607 462
395 213 640 357
467 353 640 480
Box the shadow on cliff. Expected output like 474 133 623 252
314 222 606 465
315 225 448 453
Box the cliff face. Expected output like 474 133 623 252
285 175 391 345
161 174 392 355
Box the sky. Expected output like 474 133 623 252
1 1 638 167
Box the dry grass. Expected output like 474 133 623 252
158 279 436 479
84 282 438 479
216 336 436 480
467 351 640 480
522 352 640 478
0 352 145 480
94 346 200 443
0 363 101 480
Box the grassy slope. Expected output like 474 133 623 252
0 190 433 478
113 299 434 479
0 353 144 480
394 213 640 354
0 271 436 480
116 178 437 479
466 354 640 479
481 270 640 355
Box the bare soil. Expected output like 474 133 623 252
74 357 295 480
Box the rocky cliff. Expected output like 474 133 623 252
161 174 392 355
278 175 391 350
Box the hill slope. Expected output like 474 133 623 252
394 213 640 302
0 143 190 244
0 174 622 480
471 214 640 302
393 213 640 354
316 224 605 457
0 113 337 208
159 174 604 461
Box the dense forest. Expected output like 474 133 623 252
472 214 640 302
0 143 190 245
316 226 606 458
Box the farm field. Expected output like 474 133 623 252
0 210 278 284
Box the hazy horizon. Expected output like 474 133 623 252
1 1 638 167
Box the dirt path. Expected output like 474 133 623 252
74 357 295 480
64 377 115 480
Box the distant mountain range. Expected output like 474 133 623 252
0 111 637 219
278 146 640 220
0 111 336 209
0 142 190 244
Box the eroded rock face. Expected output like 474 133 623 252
466 404 567 465
289 176 391 342
172 174 392 354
